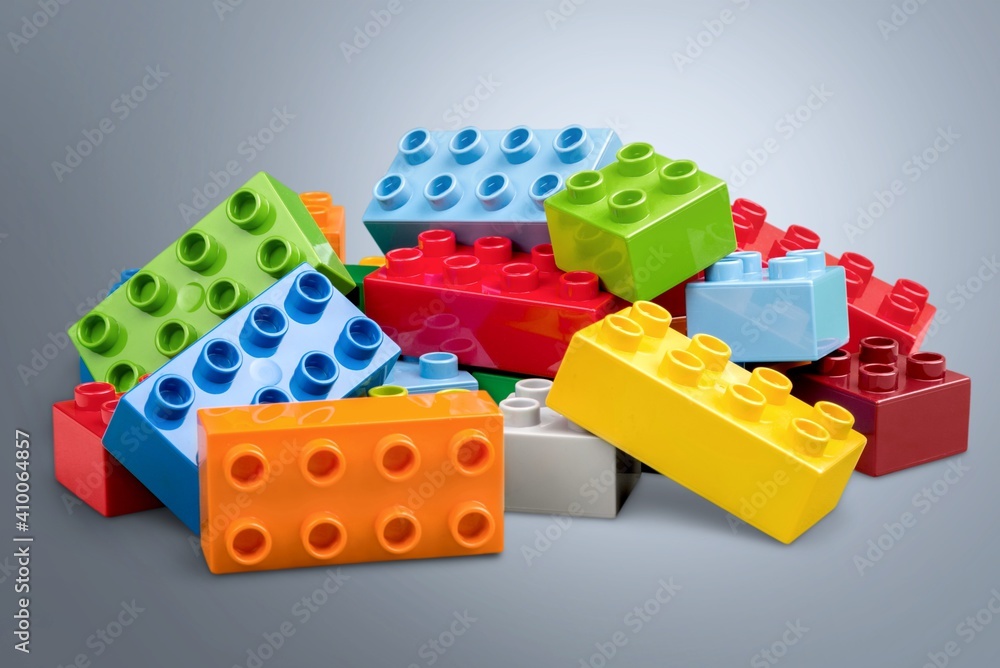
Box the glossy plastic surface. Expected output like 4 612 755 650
197 391 503 573
385 353 479 394
300 191 346 262
469 369 529 404
732 198 935 354
79 268 139 383
649 272 700 318
52 382 163 517
364 229 628 378
501 379 639 518
70 172 354 391
102 264 399 533
686 250 849 362
547 302 867 543
732 197 823 262
345 264 379 310
363 126 622 253
788 337 970 476
835 251 936 355
545 142 736 301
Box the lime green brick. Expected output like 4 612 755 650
544 142 736 301
70 172 354 391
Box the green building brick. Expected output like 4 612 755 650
345 264 379 311
544 142 736 301
70 172 354 391
469 369 529 404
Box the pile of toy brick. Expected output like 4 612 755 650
53 126 971 574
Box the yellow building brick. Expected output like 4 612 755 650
547 301 866 543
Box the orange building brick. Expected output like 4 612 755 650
197 391 503 574
301 191 346 262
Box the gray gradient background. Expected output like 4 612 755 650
2 0 999 666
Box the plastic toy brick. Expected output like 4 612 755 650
363 126 622 253
469 369 529 404
732 198 935 354
345 264 379 310
385 353 478 394
102 263 399 534
52 382 163 517
300 191 346 262
501 379 639 518
364 229 628 378
545 142 737 301
369 385 408 397
359 256 386 267
70 172 355 391
649 272 700 319
732 197 823 262
788 337 970 476
79 268 139 383
686 250 849 363
836 251 935 355
546 301 867 543
197 391 504 574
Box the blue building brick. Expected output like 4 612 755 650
363 125 622 253
79 268 139 383
685 250 849 363
101 263 400 534
384 353 479 394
